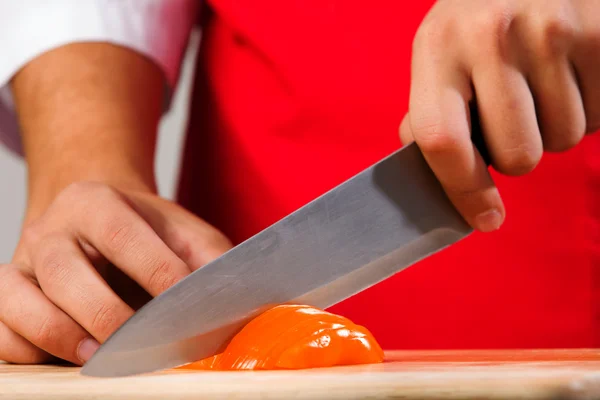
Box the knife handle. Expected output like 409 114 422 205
469 101 492 167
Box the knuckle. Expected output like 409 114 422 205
496 142 542 175
145 259 180 294
93 183 122 202
466 3 515 59
58 181 120 209
482 5 514 43
412 122 460 155
58 181 99 202
101 218 137 253
533 17 574 58
35 238 70 287
168 233 193 265
90 303 119 338
413 13 455 54
30 316 58 349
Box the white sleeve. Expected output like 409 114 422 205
0 0 198 156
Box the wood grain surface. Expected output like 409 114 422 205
1 349 600 399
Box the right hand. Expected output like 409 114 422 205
0 181 232 366
400 0 600 233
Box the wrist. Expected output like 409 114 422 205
25 163 157 224
10 42 166 224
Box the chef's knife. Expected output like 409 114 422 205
82 104 490 377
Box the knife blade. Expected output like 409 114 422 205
82 105 488 377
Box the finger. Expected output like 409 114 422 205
524 22 586 151
572 25 600 133
125 192 233 271
471 58 544 175
399 113 415 145
60 184 191 296
0 264 94 365
0 321 52 364
409 29 505 232
31 236 134 344
532 60 585 150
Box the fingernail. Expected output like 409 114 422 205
77 338 100 363
475 209 503 232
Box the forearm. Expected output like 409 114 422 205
11 42 165 221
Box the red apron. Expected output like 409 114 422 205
178 1 600 349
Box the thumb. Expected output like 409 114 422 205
125 192 233 271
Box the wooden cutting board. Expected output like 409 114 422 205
1 349 600 399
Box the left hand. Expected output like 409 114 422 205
401 0 599 232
